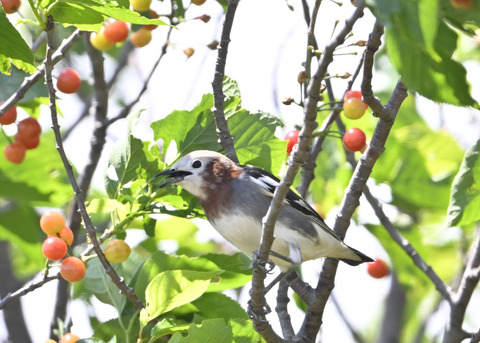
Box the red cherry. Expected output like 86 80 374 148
60 257 86 282
42 236 67 261
284 130 300 155
4 142 26 164
367 259 390 279
103 20 129 43
15 132 40 149
0 102 17 125
17 117 41 138
1 0 20 14
344 90 368 109
343 128 366 152
57 69 81 94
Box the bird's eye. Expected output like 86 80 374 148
192 160 202 169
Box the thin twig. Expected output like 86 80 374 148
361 21 392 121
211 0 239 163
362 187 452 301
43 16 145 311
0 274 59 310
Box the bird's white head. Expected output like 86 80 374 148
156 150 240 199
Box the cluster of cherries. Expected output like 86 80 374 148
283 90 369 156
1 107 41 164
1 68 81 164
40 211 85 282
41 211 132 282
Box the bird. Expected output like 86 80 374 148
156 150 373 271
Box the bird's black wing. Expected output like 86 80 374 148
243 165 341 240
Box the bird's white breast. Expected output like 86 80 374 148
210 212 263 257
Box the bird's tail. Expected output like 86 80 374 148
338 245 374 266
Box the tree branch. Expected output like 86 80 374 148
444 229 480 343
211 0 239 163
306 78 408 338
361 21 392 121
249 3 368 341
43 16 145 312
362 186 452 301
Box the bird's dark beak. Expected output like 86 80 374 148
155 169 192 188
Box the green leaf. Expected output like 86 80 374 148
386 13 477 107
151 94 220 161
0 10 35 74
47 0 168 27
371 96 464 211
192 293 248 320
0 205 44 277
149 318 190 340
228 109 286 175
84 259 127 311
447 139 480 227
140 270 221 326
134 251 222 303
168 319 233 343
0 70 48 102
105 111 158 199
0 132 73 205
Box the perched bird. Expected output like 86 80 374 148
157 150 373 271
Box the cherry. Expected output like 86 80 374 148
60 257 85 282
131 27 152 47
1 0 20 14
343 98 367 119
40 211 66 235
344 90 362 101
450 0 472 8
144 9 160 30
343 128 366 152
17 117 41 138
284 130 300 155
57 69 81 94
58 225 74 246
130 0 151 12
4 142 26 164
104 239 131 263
103 19 129 43
15 132 40 149
42 236 67 261
0 102 17 125
59 332 80 343
90 31 115 51
367 259 390 279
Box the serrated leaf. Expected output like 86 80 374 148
134 251 222 303
168 319 233 343
386 15 477 107
47 0 167 26
228 109 286 175
149 318 190 340
192 293 248 320
140 270 221 327
151 94 220 161
0 10 35 74
84 259 127 311
447 139 480 227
